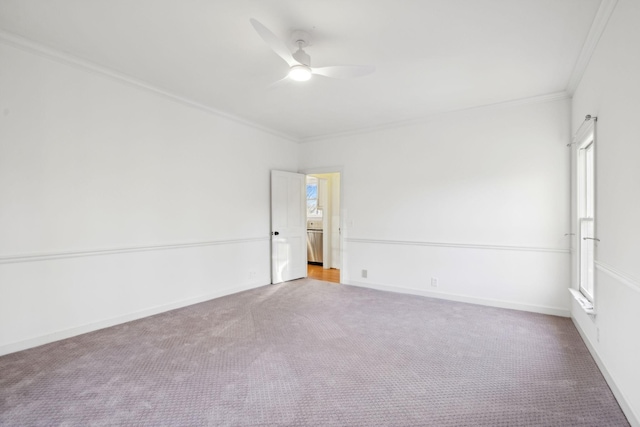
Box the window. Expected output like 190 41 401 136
306 177 319 216
577 127 596 301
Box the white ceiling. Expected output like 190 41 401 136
0 0 603 141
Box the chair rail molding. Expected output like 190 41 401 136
0 237 269 265
595 260 640 294
346 237 570 254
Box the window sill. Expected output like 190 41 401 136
569 288 595 316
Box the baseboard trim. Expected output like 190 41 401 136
346 238 570 254
0 281 268 357
571 316 639 427
347 280 570 317
0 237 269 265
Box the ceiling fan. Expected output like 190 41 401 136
250 18 375 82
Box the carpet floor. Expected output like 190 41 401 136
0 279 630 426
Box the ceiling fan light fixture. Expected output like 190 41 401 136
288 65 312 81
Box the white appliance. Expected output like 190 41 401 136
307 220 323 264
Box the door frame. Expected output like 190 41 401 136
301 166 345 283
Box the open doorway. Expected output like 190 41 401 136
305 172 341 283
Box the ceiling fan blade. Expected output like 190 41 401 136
250 18 299 67
267 76 291 90
312 65 375 79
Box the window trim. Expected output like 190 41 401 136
575 121 596 303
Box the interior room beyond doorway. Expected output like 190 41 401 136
306 172 341 284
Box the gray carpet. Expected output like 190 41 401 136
0 279 630 426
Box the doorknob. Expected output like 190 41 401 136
273 231 279 236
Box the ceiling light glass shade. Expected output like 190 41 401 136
289 65 312 81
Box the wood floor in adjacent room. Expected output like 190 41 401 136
307 264 340 283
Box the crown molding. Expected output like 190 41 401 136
0 30 299 143
299 91 570 143
566 0 619 95
1 24 584 145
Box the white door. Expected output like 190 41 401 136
271 170 307 284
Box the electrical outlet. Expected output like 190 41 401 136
249 271 256 280
362 269 368 279
597 327 600 343
431 277 438 287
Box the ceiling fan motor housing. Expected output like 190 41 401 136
291 30 312 66
293 48 311 66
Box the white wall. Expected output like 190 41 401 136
300 97 571 316
0 42 299 355
570 0 640 424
